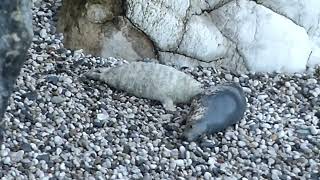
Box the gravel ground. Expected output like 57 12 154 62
0 0 320 179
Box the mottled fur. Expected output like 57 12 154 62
84 62 204 111
182 82 247 141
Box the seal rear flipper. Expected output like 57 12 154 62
83 67 106 80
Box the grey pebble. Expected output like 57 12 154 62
1 3 320 179
51 96 65 104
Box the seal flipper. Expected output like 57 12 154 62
162 98 176 112
83 67 107 81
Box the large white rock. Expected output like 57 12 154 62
124 0 320 72
126 0 189 50
177 14 230 62
257 0 320 47
210 0 313 72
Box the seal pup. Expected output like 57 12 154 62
182 82 247 141
84 62 204 111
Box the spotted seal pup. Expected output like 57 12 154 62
84 62 204 111
182 82 247 141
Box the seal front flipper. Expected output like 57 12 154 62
162 98 176 112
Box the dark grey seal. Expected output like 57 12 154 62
182 82 247 141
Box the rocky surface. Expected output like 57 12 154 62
0 0 319 179
256 0 320 47
56 0 320 72
0 0 33 143
125 0 320 72
57 0 156 62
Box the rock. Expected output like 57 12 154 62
58 0 156 62
257 0 320 47
97 113 109 121
210 0 314 73
51 96 65 104
100 16 156 61
237 141 246 147
10 150 24 163
39 28 47 38
0 0 33 143
36 154 50 163
309 125 319 135
54 136 64 146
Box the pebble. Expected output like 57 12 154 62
39 29 47 38
51 96 65 104
237 141 246 147
225 74 233 81
0 1 319 179
10 150 24 162
97 113 108 120
175 159 184 167
309 125 318 135
54 136 64 145
3 157 11 165
204 172 212 179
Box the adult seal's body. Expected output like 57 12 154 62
182 82 247 141
84 62 204 111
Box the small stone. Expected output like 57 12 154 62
309 125 318 135
39 29 47 38
65 91 72 97
149 164 157 169
60 162 66 170
179 146 186 158
54 136 64 145
252 80 259 86
257 94 268 100
97 113 108 120
37 154 50 163
51 96 65 104
237 141 246 147
169 160 177 169
46 75 59 84
175 159 184 167
242 87 252 93
3 157 11 165
225 74 233 81
300 142 312 153
10 150 24 162
261 123 271 129
204 172 212 180
0 149 9 157
284 82 291 87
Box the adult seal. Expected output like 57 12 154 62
182 82 247 141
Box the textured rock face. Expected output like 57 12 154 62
125 0 320 72
210 0 314 72
0 0 33 143
256 0 320 47
58 0 156 62
58 0 320 73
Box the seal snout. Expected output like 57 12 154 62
182 123 207 142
